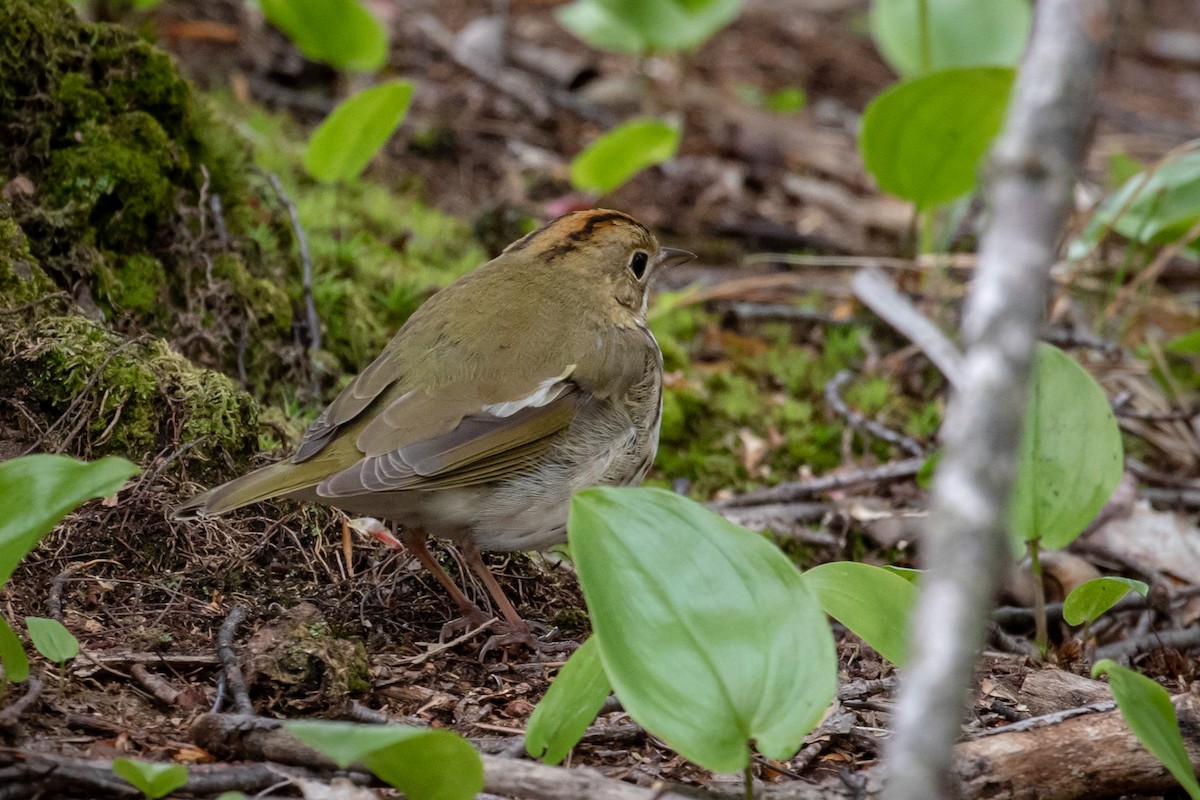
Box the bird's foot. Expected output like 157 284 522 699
478 622 577 660
438 607 494 643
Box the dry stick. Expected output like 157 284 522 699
850 269 964 388
265 171 320 353
1095 625 1200 662
880 1 1115 798
714 457 925 509
216 604 253 715
825 370 926 457
0 677 44 727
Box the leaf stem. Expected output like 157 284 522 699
744 763 754 800
1029 539 1049 657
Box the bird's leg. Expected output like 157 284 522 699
394 526 491 636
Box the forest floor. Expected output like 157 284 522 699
3 0 1200 798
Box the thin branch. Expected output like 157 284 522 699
882 1 1116 798
715 457 925 509
825 370 927 457
265 171 321 353
851 269 964 387
216 605 253 715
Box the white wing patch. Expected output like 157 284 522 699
483 365 576 417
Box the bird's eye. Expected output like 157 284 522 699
629 251 649 280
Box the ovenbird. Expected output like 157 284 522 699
175 209 694 650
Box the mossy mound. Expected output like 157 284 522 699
1 311 260 481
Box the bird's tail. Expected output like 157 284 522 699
172 460 314 520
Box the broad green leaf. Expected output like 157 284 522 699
25 617 78 664
0 454 137 589
804 562 916 665
569 487 837 773
1010 344 1124 550
1093 660 1200 799
525 637 612 764
882 565 923 584
0 614 29 683
260 0 387 72
1165 329 1200 355
558 0 742 54
1063 577 1149 626
860 67 1014 209
1071 151 1200 261
112 758 188 800
570 119 681 196
869 0 1031 77
304 80 414 183
286 720 483 800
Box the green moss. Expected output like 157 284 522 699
650 300 942 498
0 314 262 478
0 213 54 305
96 253 166 315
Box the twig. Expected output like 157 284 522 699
825 370 926 457
851 269 964 387
1095 626 1200 662
715 503 836 542
882 1 1115 797
216 605 253 715
46 565 75 622
264 171 320 353
0 291 70 317
400 618 498 666
970 701 1116 737
130 664 196 709
1140 487 1200 508
0 677 44 727
714 458 925 509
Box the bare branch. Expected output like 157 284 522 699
881 1 1117 797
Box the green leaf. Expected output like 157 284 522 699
260 0 387 72
286 720 483 800
916 450 940 489
304 80 414 183
882 565 923 584
558 0 742 54
1010 344 1125 550
869 0 1031 77
1093 660 1200 799
0 455 138 590
570 118 681 196
111 758 189 800
1165 329 1200 355
860 66 1014 209
764 87 806 114
525 637 612 764
25 617 78 664
0 614 29 683
1072 151 1200 261
1063 577 1149 626
804 562 916 665
569 487 837 773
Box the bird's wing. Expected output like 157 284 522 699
316 372 581 496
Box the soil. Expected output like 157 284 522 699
2 0 1200 798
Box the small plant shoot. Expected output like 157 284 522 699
260 0 387 72
569 487 837 773
1093 660 1200 799
285 720 483 800
869 0 1032 77
1010 344 1124 552
525 636 612 764
304 80 415 184
570 119 681 196
860 66 1015 209
1071 150 1200 261
111 758 189 800
1063 577 1148 627
25 617 78 664
804 562 916 666
558 0 742 54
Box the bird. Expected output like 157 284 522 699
175 209 695 653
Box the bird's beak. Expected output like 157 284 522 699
658 247 696 269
